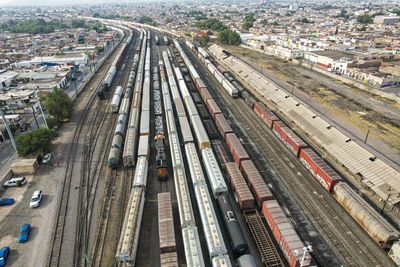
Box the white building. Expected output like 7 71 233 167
373 16 400 25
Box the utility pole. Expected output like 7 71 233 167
364 128 370 143
0 107 18 155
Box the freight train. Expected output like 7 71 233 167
174 39 312 267
159 59 205 266
115 29 151 266
107 29 144 168
121 29 148 167
98 27 132 100
193 42 400 250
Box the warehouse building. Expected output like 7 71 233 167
374 16 400 25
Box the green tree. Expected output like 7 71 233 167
45 116 60 130
242 21 253 31
218 29 241 45
199 36 210 46
196 19 227 31
42 88 73 122
300 17 312 23
357 14 373 24
16 128 57 156
71 19 86 28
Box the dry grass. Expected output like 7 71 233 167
222 45 400 152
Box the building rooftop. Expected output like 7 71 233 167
313 50 357 61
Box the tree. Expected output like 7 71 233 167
42 88 73 122
218 29 241 45
242 21 253 31
199 36 210 46
71 19 86 28
357 14 373 24
16 128 57 156
300 17 312 23
196 19 227 31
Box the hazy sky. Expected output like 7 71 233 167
0 0 151 6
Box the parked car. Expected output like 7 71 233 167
29 190 43 208
3 177 27 187
17 224 31 243
0 246 10 266
0 198 14 206
41 153 53 164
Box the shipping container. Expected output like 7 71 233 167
299 148 341 191
253 102 279 128
225 133 249 165
272 122 307 156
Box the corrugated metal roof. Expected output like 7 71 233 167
209 44 400 204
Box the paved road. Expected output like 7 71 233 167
234 54 400 171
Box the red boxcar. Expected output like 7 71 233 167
262 200 312 267
272 122 307 156
240 160 274 207
194 78 206 92
206 98 222 119
225 133 249 165
211 140 230 170
226 162 255 210
299 148 342 191
215 114 233 139
253 102 279 129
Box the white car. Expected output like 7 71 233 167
29 190 43 208
3 177 27 187
42 153 53 164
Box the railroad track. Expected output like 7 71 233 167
183 45 394 266
46 33 130 267
75 32 140 266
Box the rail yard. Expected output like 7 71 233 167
4 17 396 267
